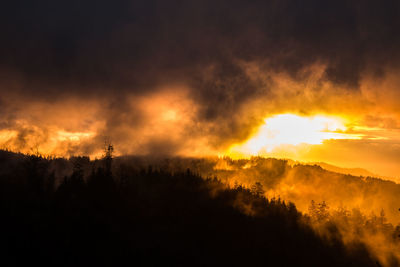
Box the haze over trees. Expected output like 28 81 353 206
1 150 400 266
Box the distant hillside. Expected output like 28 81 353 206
284 158 394 180
313 161 395 181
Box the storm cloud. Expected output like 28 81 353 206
1 0 400 158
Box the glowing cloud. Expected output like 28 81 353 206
227 114 363 157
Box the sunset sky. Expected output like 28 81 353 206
1 1 400 177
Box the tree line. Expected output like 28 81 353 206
0 150 387 266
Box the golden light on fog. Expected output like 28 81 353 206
0 130 17 142
56 130 95 142
0 128 96 156
161 110 178 121
227 114 363 157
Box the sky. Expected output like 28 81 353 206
1 1 400 177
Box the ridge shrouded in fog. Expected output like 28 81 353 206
2 150 400 266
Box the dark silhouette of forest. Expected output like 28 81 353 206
0 149 389 266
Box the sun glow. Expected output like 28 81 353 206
227 114 363 157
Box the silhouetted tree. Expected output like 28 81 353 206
251 181 265 197
308 200 330 223
103 139 114 178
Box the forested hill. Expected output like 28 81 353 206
0 150 381 266
144 156 400 224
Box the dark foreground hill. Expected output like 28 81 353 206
0 150 380 266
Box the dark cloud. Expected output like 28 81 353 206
1 0 400 155
2 0 400 87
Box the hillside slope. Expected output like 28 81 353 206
0 151 380 266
